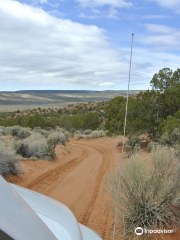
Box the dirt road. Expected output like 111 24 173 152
7 137 124 239
6 137 180 240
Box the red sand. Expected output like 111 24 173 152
6 137 180 240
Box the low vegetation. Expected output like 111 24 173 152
0 126 70 177
106 145 180 239
74 130 106 140
125 136 142 157
0 141 22 177
14 133 49 159
47 131 69 158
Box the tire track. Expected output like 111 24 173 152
26 146 89 195
76 144 114 238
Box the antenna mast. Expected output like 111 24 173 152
112 33 134 240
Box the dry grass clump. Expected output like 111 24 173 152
106 145 180 239
75 130 106 139
0 141 22 177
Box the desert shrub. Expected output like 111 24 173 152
33 127 53 138
70 128 76 133
75 134 86 140
46 127 53 131
147 142 158 152
48 132 67 146
9 126 31 139
74 130 106 139
0 126 8 135
3 127 10 135
33 127 42 133
14 133 48 159
88 130 106 139
47 132 68 158
117 142 123 147
64 131 70 142
79 128 84 133
171 128 180 142
126 136 142 157
74 130 80 134
0 141 22 176
106 146 180 239
174 144 180 161
9 125 21 136
83 129 92 135
152 137 159 143
16 128 31 139
159 133 173 146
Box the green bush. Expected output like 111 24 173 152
126 136 142 157
0 141 22 176
158 133 173 146
159 116 180 135
106 145 180 239
171 128 180 142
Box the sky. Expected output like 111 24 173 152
0 0 180 91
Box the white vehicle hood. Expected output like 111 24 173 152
11 183 102 240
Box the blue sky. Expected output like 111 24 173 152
0 0 180 91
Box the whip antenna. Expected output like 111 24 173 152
113 33 134 240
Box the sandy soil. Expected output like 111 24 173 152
6 137 180 240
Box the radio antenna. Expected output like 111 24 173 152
112 33 134 240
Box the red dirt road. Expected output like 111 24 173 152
7 137 122 239
6 137 180 240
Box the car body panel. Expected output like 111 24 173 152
0 176 57 240
79 224 103 240
10 181 102 240
11 183 83 240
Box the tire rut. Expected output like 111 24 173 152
26 146 89 195
77 144 113 238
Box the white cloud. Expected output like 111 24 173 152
145 24 173 34
148 0 180 13
107 7 119 19
139 24 180 50
1 1 180 91
76 0 132 8
47 9 65 18
100 82 115 87
131 48 180 80
79 7 119 19
0 0 132 88
39 0 47 4
143 15 169 19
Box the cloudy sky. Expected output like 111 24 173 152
0 0 180 91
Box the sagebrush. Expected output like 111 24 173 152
106 145 180 239
0 141 22 176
